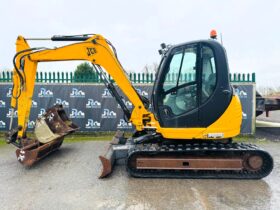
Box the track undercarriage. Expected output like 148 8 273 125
5 106 273 179
99 131 274 179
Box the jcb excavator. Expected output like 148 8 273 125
6 32 273 179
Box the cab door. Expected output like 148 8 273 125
153 44 200 127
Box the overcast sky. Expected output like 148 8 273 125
0 0 279 87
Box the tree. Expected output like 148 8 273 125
74 62 98 82
142 63 159 74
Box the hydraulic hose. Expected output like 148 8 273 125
12 47 49 99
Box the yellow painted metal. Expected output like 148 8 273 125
11 34 242 140
11 36 31 109
12 35 153 137
157 95 242 139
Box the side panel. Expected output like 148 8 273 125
198 42 232 127
157 95 242 139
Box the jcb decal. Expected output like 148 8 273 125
87 48 97 56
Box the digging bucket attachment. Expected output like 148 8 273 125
16 137 64 166
99 131 126 178
15 105 78 166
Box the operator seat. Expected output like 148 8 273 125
202 73 216 102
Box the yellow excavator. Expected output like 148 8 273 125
6 32 273 179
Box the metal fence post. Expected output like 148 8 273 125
0 71 256 84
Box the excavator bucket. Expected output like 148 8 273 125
15 105 78 166
15 137 64 166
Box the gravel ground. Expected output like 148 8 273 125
0 140 280 210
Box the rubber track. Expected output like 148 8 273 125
126 142 273 179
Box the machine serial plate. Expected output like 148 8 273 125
207 133 224 138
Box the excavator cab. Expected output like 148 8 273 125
153 40 232 128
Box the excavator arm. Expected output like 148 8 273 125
6 34 159 170
10 34 157 139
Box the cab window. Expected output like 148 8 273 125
201 46 217 103
162 45 198 115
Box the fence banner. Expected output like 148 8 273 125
232 83 256 134
0 83 255 134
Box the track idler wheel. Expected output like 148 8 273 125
244 155 264 171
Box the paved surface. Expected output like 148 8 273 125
256 111 280 140
0 141 280 210
257 110 280 123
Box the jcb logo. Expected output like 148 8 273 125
87 48 97 56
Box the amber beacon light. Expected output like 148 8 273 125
210 29 217 39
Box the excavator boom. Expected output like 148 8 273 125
11 34 155 137
7 34 157 168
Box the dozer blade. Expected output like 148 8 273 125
14 105 78 166
99 131 126 178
